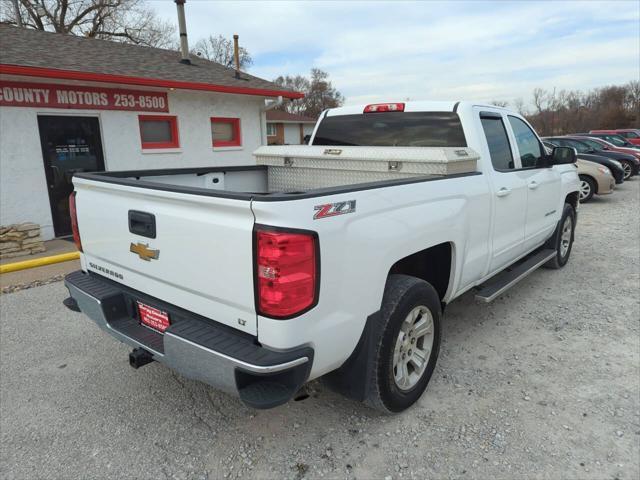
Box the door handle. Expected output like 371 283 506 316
496 187 511 197
528 181 539 190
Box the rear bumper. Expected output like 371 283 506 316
64 270 313 409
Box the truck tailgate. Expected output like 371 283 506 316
73 178 257 335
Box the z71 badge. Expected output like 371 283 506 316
313 200 356 220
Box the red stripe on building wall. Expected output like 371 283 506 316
0 64 304 99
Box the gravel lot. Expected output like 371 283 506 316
1 180 638 480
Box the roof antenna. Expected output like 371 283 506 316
233 34 241 78
174 0 191 65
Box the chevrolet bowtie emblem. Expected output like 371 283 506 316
130 242 159 261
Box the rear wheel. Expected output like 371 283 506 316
578 175 595 203
365 275 441 413
620 160 632 180
544 203 576 269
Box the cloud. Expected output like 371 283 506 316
151 1 639 106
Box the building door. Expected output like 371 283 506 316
37 116 105 237
284 124 300 144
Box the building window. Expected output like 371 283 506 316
139 115 179 149
211 117 241 147
266 123 277 136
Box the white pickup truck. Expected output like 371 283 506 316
64 101 579 412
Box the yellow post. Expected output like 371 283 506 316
0 251 80 274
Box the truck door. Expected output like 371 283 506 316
505 115 562 251
478 110 528 273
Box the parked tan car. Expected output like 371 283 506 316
577 159 615 202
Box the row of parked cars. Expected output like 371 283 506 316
542 129 640 202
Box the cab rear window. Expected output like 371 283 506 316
312 112 467 147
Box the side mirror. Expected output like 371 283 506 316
551 146 577 165
303 134 311 145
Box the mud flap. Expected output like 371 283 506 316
322 311 380 402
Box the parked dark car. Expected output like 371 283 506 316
615 129 640 145
570 134 640 163
575 132 640 150
544 137 630 182
566 136 640 179
590 129 640 146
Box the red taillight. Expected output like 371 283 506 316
363 102 405 113
69 191 83 252
255 229 318 318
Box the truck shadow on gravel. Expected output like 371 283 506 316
144 271 561 422
128 281 563 476
143 283 532 427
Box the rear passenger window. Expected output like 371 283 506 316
508 116 544 168
481 116 514 171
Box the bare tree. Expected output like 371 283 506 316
192 35 252 69
272 74 310 115
525 81 638 135
532 88 548 114
512 97 527 116
305 68 344 117
489 100 509 107
626 80 640 125
531 88 549 134
274 69 344 117
1 0 176 48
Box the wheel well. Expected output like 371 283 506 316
566 189 581 206
388 242 452 301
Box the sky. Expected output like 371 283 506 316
151 0 640 107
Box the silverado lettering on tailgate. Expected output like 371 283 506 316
88 262 124 280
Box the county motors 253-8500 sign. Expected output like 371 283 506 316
0 80 169 112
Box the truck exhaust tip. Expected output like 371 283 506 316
129 348 154 369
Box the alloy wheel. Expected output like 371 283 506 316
392 305 434 391
559 215 573 258
579 180 591 201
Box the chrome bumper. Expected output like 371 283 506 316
65 271 312 409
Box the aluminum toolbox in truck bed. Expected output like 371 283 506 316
253 145 479 191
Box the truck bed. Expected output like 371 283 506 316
75 145 480 201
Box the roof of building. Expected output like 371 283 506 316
0 25 302 99
266 110 317 123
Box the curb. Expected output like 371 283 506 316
0 251 80 274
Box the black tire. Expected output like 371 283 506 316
544 203 576 269
365 275 442 413
578 175 595 203
620 160 633 180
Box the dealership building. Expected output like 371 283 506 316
0 25 301 241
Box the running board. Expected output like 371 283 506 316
475 249 556 303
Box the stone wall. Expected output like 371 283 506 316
0 223 46 259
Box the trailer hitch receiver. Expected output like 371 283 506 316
129 348 154 369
